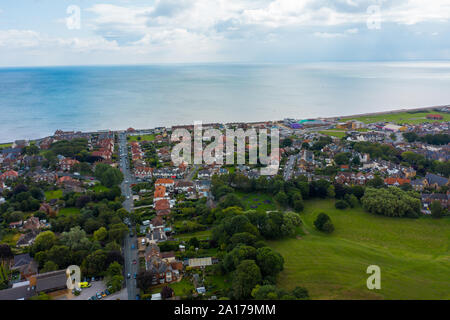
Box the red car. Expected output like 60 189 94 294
133 260 137 265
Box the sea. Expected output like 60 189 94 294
1 61 450 142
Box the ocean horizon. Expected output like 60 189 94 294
1 61 450 143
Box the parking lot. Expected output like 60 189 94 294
58 281 127 300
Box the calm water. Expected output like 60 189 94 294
1 62 450 142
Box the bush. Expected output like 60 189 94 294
314 213 334 234
335 200 349 210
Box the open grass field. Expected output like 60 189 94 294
269 200 450 300
128 134 156 142
0 143 12 149
235 191 279 212
345 111 450 125
45 190 63 200
319 130 347 138
92 184 110 192
176 230 212 241
58 207 80 217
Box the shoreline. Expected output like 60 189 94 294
0 104 448 145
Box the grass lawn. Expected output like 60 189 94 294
235 191 278 212
206 274 232 292
0 143 12 149
58 207 80 217
150 278 194 296
176 230 212 241
45 190 63 201
92 184 110 192
1 232 21 247
319 130 347 138
269 200 450 300
345 111 450 125
128 134 156 142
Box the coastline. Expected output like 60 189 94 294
1 104 448 145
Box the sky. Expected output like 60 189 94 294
0 0 449 66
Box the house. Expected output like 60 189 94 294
154 185 168 203
421 193 449 210
384 177 411 187
197 169 212 179
155 178 175 190
0 170 19 181
0 269 68 300
174 181 194 192
144 244 180 285
10 254 38 279
424 173 449 189
411 179 425 191
59 158 80 171
134 167 153 179
426 114 443 120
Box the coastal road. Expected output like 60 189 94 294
118 132 138 300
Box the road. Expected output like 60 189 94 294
283 154 297 181
118 132 139 300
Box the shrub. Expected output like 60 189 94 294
335 200 349 210
314 213 334 234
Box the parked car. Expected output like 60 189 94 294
127 273 131 279
136 294 140 300
101 292 107 298
131 244 135 249
90 295 97 300
133 259 137 265
105 289 111 296
133 273 137 279
96 293 102 300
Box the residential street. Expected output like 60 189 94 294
118 132 139 300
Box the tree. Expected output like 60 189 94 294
94 164 124 188
314 213 334 233
334 152 351 165
335 200 349 210
82 250 108 277
94 227 108 242
161 286 175 300
361 187 421 218
32 231 57 254
106 261 123 278
232 260 262 299
41 260 59 273
292 286 310 300
137 271 154 291
255 247 284 278
0 244 13 262
108 223 129 244
60 226 92 251
430 200 443 219
188 237 200 249
274 191 288 208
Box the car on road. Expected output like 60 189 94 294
131 244 135 249
134 273 137 279
101 292 107 298
105 289 111 296
90 295 97 300
129 232 134 238
127 273 131 279
133 259 137 265
136 294 140 300
96 293 102 300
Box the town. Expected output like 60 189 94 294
0 106 448 300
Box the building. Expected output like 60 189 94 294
426 114 443 120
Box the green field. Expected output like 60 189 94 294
235 192 278 212
319 130 347 138
345 111 450 125
45 190 63 200
92 184 110 192
176 230 212 241
58 207 80 217
128 134 156 142
0 143 12 149
269 200 450 300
